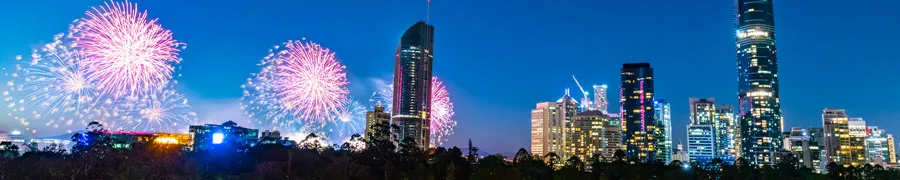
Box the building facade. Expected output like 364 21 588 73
620 63 656 161
688 125 716 163
807 127 826 172
531 94 577 158
190 121 259 151
716 105 737 157
392 21 435 148
735 0 784 166
567 110 607 161
594 85 608 114
783 127 812 169
602 114 623 159
689 98 717 125
365 104 392 138
822 108 866 166
866 126 897 164
848 118 868 166
654 99 672 163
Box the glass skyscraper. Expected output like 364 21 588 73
620 63 656 162
392 21 435 148
654 99 672 163
735 0 783 166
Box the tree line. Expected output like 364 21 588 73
0 122 899 180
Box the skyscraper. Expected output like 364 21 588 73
807 127 826 172
530 93 577 158
689 98 723 159
848 118 867 166
620 63 656 161
392 21 434 148
735 0 783 166
687 125 715 163
689 98 716 125
654 99 672 163
594 85 608 114
531 102 558 157
716 105 737 157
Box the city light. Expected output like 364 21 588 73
212 133 224 144
10 130 21 135
154 137 179 144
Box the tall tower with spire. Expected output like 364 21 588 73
735 0 783 166
392 21 434 149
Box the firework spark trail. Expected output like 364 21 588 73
369 78 393 114
328 98 365 142
274 41 349 123
71 0 182 98
2 34 111 133
430 77 456 146
116 88 197 132
241 40 349 133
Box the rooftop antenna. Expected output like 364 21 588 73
426 0 431 22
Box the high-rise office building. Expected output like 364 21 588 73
532 102 557 157
783 127 812 169
531 93 578 158
620 63 656 161
807 127 826 173
594 85 609 114
735 0 784 166
602 113 623 159
716 105 737 157
822 108 849 165
848 118 867 166
822 108 866 166
557 93 578 159
866 126 896 164
687 125 715 163
890 134 897 163
568 110 607 161
654 99 672 163
689 98 716 125
365 105 392 138
392 21 435 148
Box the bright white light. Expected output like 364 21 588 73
212 133 224 144
10 130 21 135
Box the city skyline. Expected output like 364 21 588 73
1 0 899 155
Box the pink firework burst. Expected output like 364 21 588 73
273 41 349 124
430 77 456 146
70 0 182 98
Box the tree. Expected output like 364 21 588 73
0 141 19 158
467 138 479 163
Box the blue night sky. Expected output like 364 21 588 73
1 0 898 154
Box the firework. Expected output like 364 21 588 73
241 40 349 132
115 88 197 132
2 34 110 133
327 98 366 142
70 0 182 98
430 77 456 146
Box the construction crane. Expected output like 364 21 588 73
571 74 592 111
